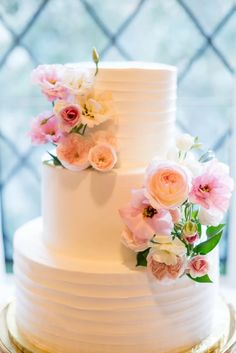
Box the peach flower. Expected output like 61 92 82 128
88 143 117 172
56 134 93 172
188 255 209 278
145 160 190 209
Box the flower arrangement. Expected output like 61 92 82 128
119 134 234 284
29 49 118 172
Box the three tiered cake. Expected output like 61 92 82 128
13 54 233 353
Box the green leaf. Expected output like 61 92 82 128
191 209 199 221
187 274 213 283
48 152 63 167
136 248 150 267
206 224 225 238
197 222 202 237
193 231 223 255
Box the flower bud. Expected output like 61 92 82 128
92 47 100 64
183 221 197 235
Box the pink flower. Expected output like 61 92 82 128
183 232 199 244
145 160 190 209
189 161 234 213
57 103 81 132
56 134 93 172
121 227 150 252
31 64 69 101
29 112 61 144
88 143 117 172
169 208 181 224
147 254 186 283
188 255 209 278
119 188 173 246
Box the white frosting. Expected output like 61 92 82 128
42 164 143 261
72 62 177 168
14 62 220 353
14 219 219 353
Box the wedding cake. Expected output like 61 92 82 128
13 51 233 353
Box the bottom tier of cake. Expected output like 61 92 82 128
14 218 219 353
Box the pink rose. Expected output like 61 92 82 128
31 64 69 101
189 161 234 213
88 143 117 172
145 160 190 209
147 254 186 283
29 112 61 144
58 104 81 132
119 188 173 245
188 255 209 278
121 227 150 252
56 134 93 172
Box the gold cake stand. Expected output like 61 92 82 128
0 300 236 353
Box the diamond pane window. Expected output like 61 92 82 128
0 0 235 273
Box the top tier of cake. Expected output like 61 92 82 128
71 62 177 168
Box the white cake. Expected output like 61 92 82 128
14 63 219 353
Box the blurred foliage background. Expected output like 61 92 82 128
0 0 235 271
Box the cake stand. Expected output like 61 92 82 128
0 299 235 353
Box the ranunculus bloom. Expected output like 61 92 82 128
56 134 93 172
29 112 61 144
147 251 186 283
88 143 117 172
189 161 234 213
92 130 117 150
145 160 190 209
188 255 209 278
198 207 223 226
119 188 173 246
121 227 150 252
31 64 69 101
54 100 81 132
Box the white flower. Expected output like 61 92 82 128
198 207 224 226
79 90 115 128
63 66 94 97
151 237 187 266
167 146 203 177
176 133 195 152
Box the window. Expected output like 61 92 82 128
0 0 235 272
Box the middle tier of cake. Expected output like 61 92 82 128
42 163 144 261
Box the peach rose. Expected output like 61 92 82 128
145 160 190 209
188 255 209 278
88 143 117 172
56 133 93 172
